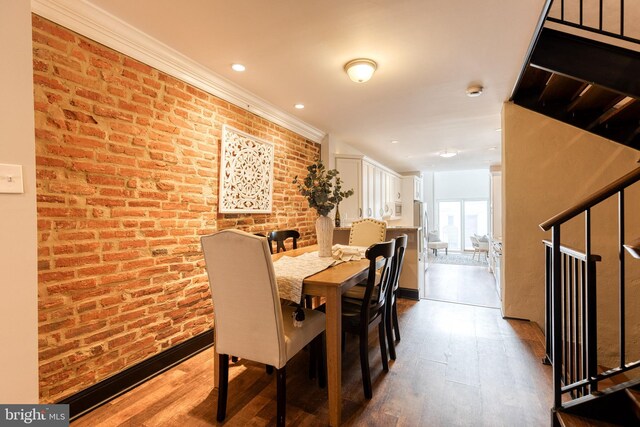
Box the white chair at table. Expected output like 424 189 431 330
201 229 326 426
349 218 387 247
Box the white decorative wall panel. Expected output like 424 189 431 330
219 126 274 213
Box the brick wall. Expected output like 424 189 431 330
32 15 320 402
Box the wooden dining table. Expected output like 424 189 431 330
213 244 372 426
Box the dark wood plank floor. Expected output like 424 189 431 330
425 263 501 308
72 294 552 426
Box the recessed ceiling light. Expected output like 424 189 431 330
391 140 399 144
294 103 305 109
488 146 497 151
439 150 457 158
495 128 502 132
231 63 246 72
466 85 483 97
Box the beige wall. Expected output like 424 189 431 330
502 103 640 363
0 1 39 402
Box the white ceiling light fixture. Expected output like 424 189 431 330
294 103 305 109
439 150 457 158
344 58 377 83
391 140 399 144
231 63 246 72
466 84 483 97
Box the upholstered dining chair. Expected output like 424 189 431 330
348 218 387 247
200 229 326 426
386 234 407 361
269 229 300 253
341 239 395 399
471 234 489 261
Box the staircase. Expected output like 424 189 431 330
511 0 640 150
555 380 640 426
540 163 640 427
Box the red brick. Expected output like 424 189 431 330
34 16 320 403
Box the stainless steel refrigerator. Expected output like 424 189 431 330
413 201 427 264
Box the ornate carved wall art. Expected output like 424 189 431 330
219 125 274 213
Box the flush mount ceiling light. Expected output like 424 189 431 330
231 63 246 72
344 58 377 83
439 150 458 158
466 84 483 97
391 140 399 144
294 103 305 109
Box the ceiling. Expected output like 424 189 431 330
82 0 546 173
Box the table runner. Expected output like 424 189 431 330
273 251 336 303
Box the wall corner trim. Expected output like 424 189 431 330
31 0 326 143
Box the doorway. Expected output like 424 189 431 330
437 199 488 251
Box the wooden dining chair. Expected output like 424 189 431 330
386 234 407 361
269 229 300 253
348 218 387 247
341 239 395 399
200 229 326 426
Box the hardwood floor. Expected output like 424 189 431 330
425 262 501 308
71 297 552 426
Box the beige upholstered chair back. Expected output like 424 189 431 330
201 229 287 368
349 218 387 247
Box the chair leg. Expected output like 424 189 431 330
309 340 316 380
379 321 389 372
385 305 396 361
276 366 286 427
217 354 229 422
359 330 373 399
392 300 401 343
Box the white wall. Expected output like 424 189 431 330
503 102 640 346
431 169 490 232
434 169 490 200
0 1 39 403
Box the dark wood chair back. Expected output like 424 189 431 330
385 234 407 360
269 230 300 253
360 240 396 326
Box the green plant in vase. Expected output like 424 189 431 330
294 159 353 256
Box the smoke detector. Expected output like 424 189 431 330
466 85 483 97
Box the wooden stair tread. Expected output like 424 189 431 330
625 388 640 418
557 412 625 427
623 238 640 259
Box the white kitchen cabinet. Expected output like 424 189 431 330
334 155 401 224
413 176 423 201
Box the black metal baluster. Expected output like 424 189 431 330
619 190 625 368
620 0 625 37
553 226 563 409
579 0 583 26
585 209 598 393
580 261 588 394
569 255 575 389
599 0 603 31
544 245 553 364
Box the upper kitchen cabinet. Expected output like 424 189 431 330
335 155 402 225
402 175 424 202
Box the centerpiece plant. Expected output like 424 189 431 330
294 159 353 256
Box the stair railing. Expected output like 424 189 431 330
547 0 640 44
539 166 640 409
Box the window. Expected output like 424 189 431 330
437 199 488 251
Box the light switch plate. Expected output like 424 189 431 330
0 164 24 194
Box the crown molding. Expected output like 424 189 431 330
31 0 326 143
